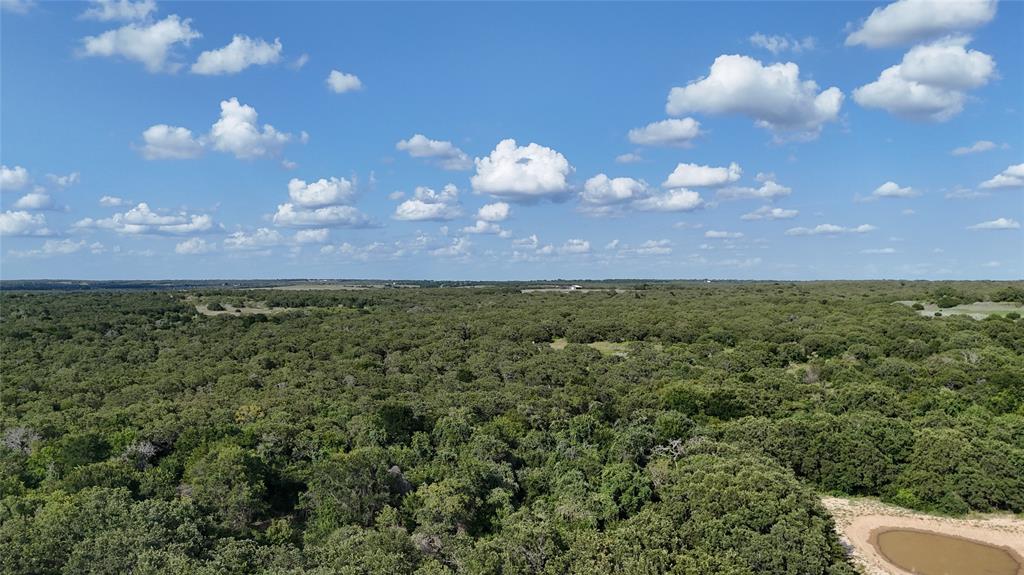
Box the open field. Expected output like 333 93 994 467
193 302 299 316
896 300 1023 319
822 497 1024 575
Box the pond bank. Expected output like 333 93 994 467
822 497 1024 575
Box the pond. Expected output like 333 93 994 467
873 528 1023 575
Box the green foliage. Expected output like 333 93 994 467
1 280 1022 573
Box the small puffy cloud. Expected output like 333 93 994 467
326 69 363 93
74 202 214 235
461 220 510 237
294 228 329 244
749 33 816 55
845 0 996 48
12 191 58 211
477 202 510 222
786 223 876 236
396 134 472 170
633 189 704 212
1 165 30 191
81 0 156 21
581 174 650 206
141 125 204 159
951 140 998 155
272 203 371 228
853 36 995 122
615 152 643 164
705 230 744 239
0 211 52 236
100 195 128 207
431 237 471 258
558 239 591 254
718 179 791 200
967 217 1020 230
634 239 672 255
861 247 897 254
175 237 214 254
666 55 843 139
224 228 284 250
471 139 573 200
46 172 80 188
288 177 356 208
393 184 462 221
209 97 291 159
10 239 88 258
979 163 1024 189
627 118 701 147
81 15 201 73
871 181 919 198
663 162 741 188
741 205 798 220
191 35 282 75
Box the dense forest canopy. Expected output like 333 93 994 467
1 281 1022 574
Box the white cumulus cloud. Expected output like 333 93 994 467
81 15 200 73
175 237 214 254
393 184 462 221
288 177 356 208
627 118 702 147
326 69 363 93
979 164 1024 189
471 139 573 200
1 165 30 191
477 202 510 222
74 202 214 235
209 97 291 159
853 36 995 122
140 125 204 159
741 206 799 220
663 162 741 188
581 174 650 206
872 181 919 198
845 0 996 48
0 211 52 236
396 134 472 170
81 0 156 21
191 35 282 75
968 217 1020 230
666 55 843 139
633 189 704 212
272 203 370 228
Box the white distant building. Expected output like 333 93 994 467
569 284 583 290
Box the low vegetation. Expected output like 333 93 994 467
1 281 1022 574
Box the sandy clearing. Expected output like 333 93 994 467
822 496 1024 575
895 300 1023 319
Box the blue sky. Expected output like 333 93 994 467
1 0 1021 280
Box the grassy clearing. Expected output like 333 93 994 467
195 302 298 316
549 338 660 356
896 300 1022 319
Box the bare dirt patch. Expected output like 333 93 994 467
822 496 1024 575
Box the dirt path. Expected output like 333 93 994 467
822 497 1024 575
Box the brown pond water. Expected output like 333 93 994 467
872 528 1024 575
